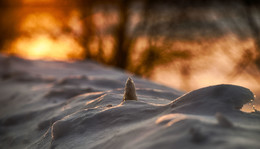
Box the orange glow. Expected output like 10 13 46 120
5 34 84 61
131 36 149 64
22 0 55 4
68 10 83 36
152 34 258 91
3 10 85 61
93 12 106 29
93 12 119 29
20 13 62 34
2 6 119 62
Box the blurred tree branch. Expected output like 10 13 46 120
229 0 260 83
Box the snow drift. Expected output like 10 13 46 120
0 55 259 149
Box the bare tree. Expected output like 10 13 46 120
243 0 260 70
111 0 132 69
229 0 260 82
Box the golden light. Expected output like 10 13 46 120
152 34 258 91
5 34 84 61
20 12 62 34
2 6 120 62
68 10 83 36
22 0 55 4
2 9 85 61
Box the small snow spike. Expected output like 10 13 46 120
215 112 233 128
123 77 138 101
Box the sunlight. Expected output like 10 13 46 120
2 10 85 61
156 114 187 126
22 0 55 4
5 34 84 61
20 12 62 34
68 10 83 36
152 34 257 91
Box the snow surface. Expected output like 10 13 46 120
0 55 260 149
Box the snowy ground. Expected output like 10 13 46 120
0 55 260 149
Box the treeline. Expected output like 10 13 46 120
74 0 260 83
1 0 260 89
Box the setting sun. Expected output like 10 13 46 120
5 34 84 61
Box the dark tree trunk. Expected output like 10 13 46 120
112 0 131 69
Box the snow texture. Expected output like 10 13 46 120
0 55 259 149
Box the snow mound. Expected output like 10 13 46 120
0 56 259 149
170 84 255 114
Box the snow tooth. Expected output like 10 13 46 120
123 77 138 101
215 112 233 128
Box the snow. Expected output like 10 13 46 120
0 55 259 149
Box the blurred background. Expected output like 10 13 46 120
0 0 260 109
